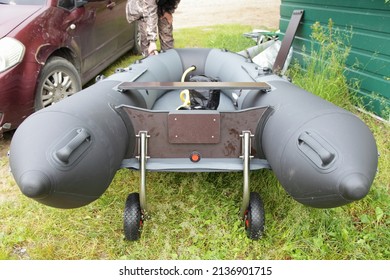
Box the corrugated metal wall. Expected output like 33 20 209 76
279 0 390 120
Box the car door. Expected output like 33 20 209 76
79 0 124 80
69 0 134 83
106 0 135 53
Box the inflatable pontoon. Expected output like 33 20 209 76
9 48 378 240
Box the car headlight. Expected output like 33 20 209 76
0 37 25 73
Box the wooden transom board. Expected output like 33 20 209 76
120 106 271 159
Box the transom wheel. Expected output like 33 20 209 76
123 193 143 241
244 192 265 240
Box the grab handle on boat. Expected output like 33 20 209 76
298 131 335 167
56 129 91 164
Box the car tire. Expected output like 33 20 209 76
34 56 82 111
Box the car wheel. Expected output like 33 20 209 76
34 56 82 110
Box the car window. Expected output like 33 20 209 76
58 0 75 10
0 0 46 5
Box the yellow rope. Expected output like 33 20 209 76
176 65 196 110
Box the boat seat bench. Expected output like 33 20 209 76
117 81 271 111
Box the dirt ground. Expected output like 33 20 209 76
0 0 281 156
174 0 281 29
0 132 11 157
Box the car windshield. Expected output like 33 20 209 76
0 0 46 5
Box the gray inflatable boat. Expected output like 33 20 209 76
9 48 378 240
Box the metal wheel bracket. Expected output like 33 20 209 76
136 131 150 217
239 130 254 219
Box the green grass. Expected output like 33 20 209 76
0 24 389 260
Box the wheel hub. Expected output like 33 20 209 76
43 72 74 106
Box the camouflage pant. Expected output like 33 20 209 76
139 15 174 56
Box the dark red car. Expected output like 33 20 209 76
0 0 139 136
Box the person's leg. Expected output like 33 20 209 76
158 16 174 51
138 19 150 56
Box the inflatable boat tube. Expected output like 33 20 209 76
10 48 378 210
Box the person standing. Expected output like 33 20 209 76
126 0 180 57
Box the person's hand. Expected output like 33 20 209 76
162 12 173 25
148 41 158 56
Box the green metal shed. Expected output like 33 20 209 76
279 0 390 121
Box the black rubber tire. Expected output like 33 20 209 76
34 56 81 111
123 193 143 241
244 192 265 240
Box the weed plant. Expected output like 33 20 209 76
0 24 388 260
287 20 353 109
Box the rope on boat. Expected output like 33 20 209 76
177 65 196 110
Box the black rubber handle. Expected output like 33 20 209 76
298 131 335 166
56 129 90 163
